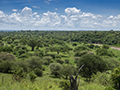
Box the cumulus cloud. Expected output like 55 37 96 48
0 6 120 30
65 7 81 15
32 6 40 9
12 9 18 12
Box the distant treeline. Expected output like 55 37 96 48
0 30 120 46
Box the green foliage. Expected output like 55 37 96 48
102 44 109 49
0 40 4 47
0 46 13 52
65 59 69 64
19 38 28 45
0 60 14 73
61 65 76 79
34 50 44 57
74 51 88 57
74 46 89 52
111 66 120 89
27 39 37 51
55 58 64 64
11 66 27 82
96 48 115 57
72 42 77 46
77 53 107 80
59 80 70 90
0 52 16 61
49 63 63 77
27 56 43 70
91 72 111 86
43 56 53 65
13 45 28 56
14 61 29 72
34 68 43 77
87 44 94 49
29 71 37 83
103 57 120 70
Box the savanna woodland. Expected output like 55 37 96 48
0 30 120 90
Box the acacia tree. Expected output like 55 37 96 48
77 53 107 81
28 39 37 51
111 66 120 89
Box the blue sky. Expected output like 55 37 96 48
0 0 120 30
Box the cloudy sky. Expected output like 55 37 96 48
0 0 120 30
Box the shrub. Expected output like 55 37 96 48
55 58 64 64
29 71 37 83
61 65 76 79
87 44 94 49
49 63 63 77
59 80 70 90
91 72 111 86
77 53 107 81
11 66 27 82
72 43 77 46
34 68 43 77
111 66 120 89
102 44 109 49
0 46 13 52
27 56 43 70
0 52 16 61
43 56 53 65
65 59 69 64
0 61 14 73
74 51 87 57
74 46 89 52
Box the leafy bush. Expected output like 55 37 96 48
91 72 111 86
74 51 87 57
96 48 115 57
111 66 120 89
34 68 43 77
87 44 94 49
49 63 63 77
55 58 64 64
0 52 16 61
27 56 43 70
103 57 120 70
0 46 13 52
77 53 107 81
72 43 77 46
65 59 69 64
0 61 14 73
59 80 70 90
43 56 53 65
11 66 27 82
13 45 28 56
74 57 80 63
61 65 76 79
74 46 89 52
29 71 37 83
102 44 109 49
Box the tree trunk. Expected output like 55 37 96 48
69 65 84 90
32 47 34 51
57 51 59 54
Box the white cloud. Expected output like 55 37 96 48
55 8 58 10
33 12 37 15
1 7 120 30
32 6 40 9
21 6 32 17
12 9 18 12
65 7 81 15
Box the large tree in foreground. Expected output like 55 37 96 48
77 53 107 81
28 39 37 51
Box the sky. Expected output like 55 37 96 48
0 0 120 30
